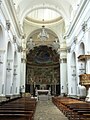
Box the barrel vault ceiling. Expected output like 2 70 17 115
12 0 81 50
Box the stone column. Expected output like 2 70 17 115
60 58 67 96
20 56 26 93
60 47 67 96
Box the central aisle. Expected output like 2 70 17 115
34 99 68 120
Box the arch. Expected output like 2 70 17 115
78 42 85 74
87 31 90 53
13 52 18 95
79 42 85 55
71 52 76 65
14 52 18 65
70 52 77 95
20 4 70 25
78 42 86 97
7 42 13 59
0 26 6 95
26 27 58 42
26 28 60 53
5 41 13 95
0 26 5 49
26 45 60 95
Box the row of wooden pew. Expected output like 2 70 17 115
52 96 90 120
0 97 37 120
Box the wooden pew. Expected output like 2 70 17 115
52 96 90 120
0 113 33 120
0 97 37 120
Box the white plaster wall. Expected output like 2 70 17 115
20 61 26 93
24 20 65 42
60 62 67 94
66 0 90 97
16 52 21 94
0 1 23 98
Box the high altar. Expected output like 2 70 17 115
36 89 51 100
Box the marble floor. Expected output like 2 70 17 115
34 99 68 120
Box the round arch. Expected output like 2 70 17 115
26 27 58 42
77 42 86 97
70 52 77 96
20 4 70 25
0 26 5 95
26 28 60 53
7 42 13 59
5 41 13 95
0 26 5 49
0 25 6 95
78 42 85 55
13 51 18 95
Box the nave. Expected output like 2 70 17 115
0 96 90 120
1 1 90 120
34 99 68 120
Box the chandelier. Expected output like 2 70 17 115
37 25 49 41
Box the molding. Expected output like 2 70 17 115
13 35 16 43
67 47 71 53
6 20 11 30
0 49 5 52
81 21 87 32
0 0 2 6
66 0 89 38
60 58 67 63
60 48 67 52
21 58 26 63
4 0 23 37
25 16 63 25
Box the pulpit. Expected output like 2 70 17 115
79 74 90 101
78 55 90 101
79 74 90 87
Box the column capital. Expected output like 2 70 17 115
21 58 26 63
60 58 67 63
82 21 87 32
67 47 71 53
6 20 11 31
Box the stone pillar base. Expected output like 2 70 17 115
85 88 90 102
85 97 90 101
0 96 7 102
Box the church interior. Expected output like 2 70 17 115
0 0 90 120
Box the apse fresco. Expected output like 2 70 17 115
26 45 60 85
27 45 59 65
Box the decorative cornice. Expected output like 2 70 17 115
4 0 23 37
6 20 11 30
27 62 59 68
67 47 71 53
81 21 87 32
21 58 26 63
17 45 22 52
0 0 2 6
60 58 67 63
25 16 63 25
66 0 89 38
0 49 5 52
74 36 77 44
60 48 67 52
13 35 16 43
